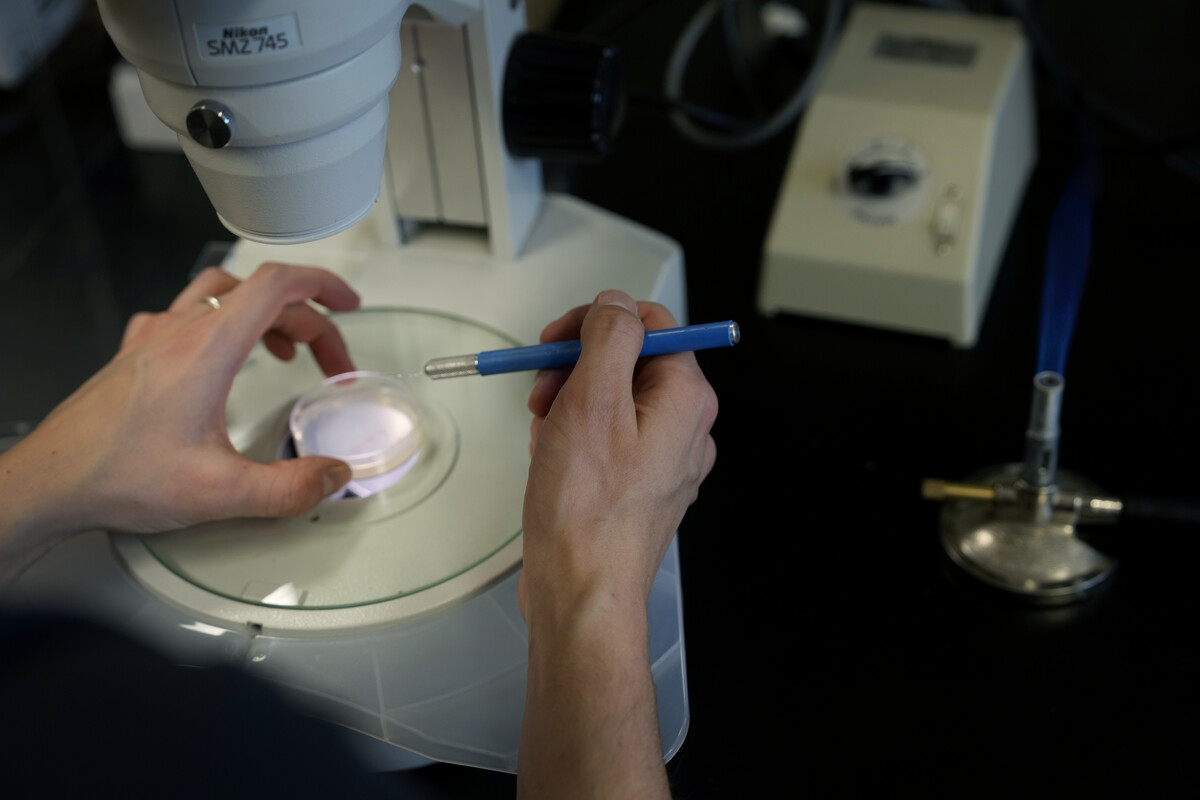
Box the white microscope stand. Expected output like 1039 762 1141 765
10 0 693 774
9 193 691 774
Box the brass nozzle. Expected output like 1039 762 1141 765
922 479 997 502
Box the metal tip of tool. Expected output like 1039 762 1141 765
729 321 741 345
423 354 480 380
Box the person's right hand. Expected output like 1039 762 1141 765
516 290 717 800
519 290 719 625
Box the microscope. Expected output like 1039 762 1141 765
11 0 691 773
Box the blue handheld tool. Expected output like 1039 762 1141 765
423 320 739 379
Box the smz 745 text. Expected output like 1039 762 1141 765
206 33 289 57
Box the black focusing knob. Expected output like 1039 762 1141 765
186 101 235 149
847 161 919 198
503 32 624 164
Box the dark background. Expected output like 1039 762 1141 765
2 1 1198 796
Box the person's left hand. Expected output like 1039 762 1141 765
0 263 361 569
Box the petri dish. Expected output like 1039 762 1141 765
130 309 533 613
290 371 425 480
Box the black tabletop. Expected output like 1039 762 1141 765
2 2 1198 797
555 1 1200 796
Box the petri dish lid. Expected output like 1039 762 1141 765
130 309 532 614
290 370 426 480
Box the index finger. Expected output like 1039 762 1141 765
531 296 684 418
215 263 360 355
538 303 591 344
539 298 680 345
555 291 646 426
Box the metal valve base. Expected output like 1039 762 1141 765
936 463 1117 605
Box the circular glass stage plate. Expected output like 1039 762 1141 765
135 309 531 611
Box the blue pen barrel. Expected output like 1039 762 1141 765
477 340 582 374
642 321 739 356
475 321 738 376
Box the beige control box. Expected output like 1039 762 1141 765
759 3 1035 346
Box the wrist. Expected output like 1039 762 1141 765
523 579 654 707
518 574 668 800
522 557 651 636
526 579 649 647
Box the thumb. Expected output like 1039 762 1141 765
230 457 352 518
570 291 645 410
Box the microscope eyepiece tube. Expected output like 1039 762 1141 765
97 0 414 244
1021 370 1064 487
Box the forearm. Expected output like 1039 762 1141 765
0 439 91 588
518 590 671 800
